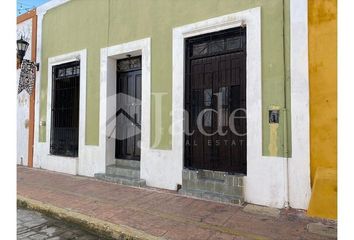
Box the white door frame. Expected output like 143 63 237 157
99 38 151 171
172 7 289 208
39 49 87 174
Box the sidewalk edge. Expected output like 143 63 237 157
17 195 165 240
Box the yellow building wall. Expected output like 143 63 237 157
307 0 337 219
309 0 337 183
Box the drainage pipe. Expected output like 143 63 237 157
282 108 290 208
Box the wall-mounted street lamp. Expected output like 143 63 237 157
16 35 39 70
17 36 29 65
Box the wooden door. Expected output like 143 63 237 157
115 57 142 161
184 27 247 174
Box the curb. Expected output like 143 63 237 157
17 195 165 240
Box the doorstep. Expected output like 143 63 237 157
180 168 244 205
94 159 146 187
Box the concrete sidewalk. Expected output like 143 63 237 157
17 166 336 240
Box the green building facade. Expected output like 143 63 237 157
34 0 311 210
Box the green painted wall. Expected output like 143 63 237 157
39 0 291 157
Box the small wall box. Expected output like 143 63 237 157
269 110 279 124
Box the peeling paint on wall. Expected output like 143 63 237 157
268 105 281 156
17 17 33 166
268 124 279 156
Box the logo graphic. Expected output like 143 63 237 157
104 90 246 147
106 93 141 140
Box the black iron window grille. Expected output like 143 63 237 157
187 27 246 59
117 57 141 72
50 61 80 157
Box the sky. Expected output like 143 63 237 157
17 0 51 15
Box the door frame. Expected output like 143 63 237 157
172 7 261 196
99 38 151 170
45 49 87 161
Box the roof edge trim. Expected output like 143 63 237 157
37 0 70 15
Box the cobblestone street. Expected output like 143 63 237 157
17 208 103 240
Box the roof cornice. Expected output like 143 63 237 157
37 0 70 15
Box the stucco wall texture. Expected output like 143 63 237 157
39 0 291 157
308 0 337 183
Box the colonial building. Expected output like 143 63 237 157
28 0 337 219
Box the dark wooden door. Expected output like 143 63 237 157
115 57 142 161
185 27 247 174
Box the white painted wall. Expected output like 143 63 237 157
288 0 312 209
17 18 33 166
17 74 30 166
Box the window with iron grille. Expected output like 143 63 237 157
50 61 80 157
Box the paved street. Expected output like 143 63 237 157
17 208 103 240
17 166 337 240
